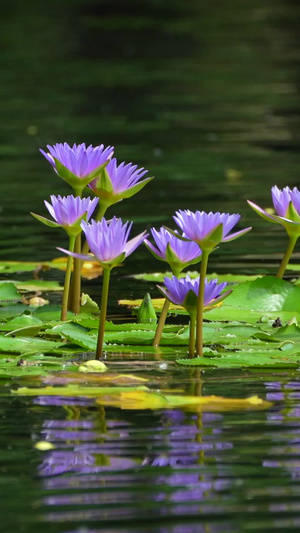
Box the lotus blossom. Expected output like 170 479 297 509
158 275 230 313
145 227 202 275
40 142 114 193
173 210 251 252
248 186 300 278
159 275 231 356
31 195 98 236
88 158 153 207
248 186 300 235
58 217 147 269
58 217 147 359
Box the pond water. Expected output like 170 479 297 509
2 0 300 531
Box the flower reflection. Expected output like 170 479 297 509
36 398 235 527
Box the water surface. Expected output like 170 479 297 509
1 1 300 531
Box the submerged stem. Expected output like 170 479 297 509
153 298 170 347
276 235 298 279
196 250 209 357
96 267 111 359
61 235 76 321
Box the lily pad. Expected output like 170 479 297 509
176 350 300 368
0 282 21 303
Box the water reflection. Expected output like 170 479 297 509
35 392 237 527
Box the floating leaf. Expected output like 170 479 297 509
96 390 272 411
47 323 96 350
0 314 43 332
14 280 62 292
51 256 103 279
176 350 300 368
119 297 185 314
223 276 300 313
0 354 76 378
12 384 149 397
0 335 67 354
0 258 102 279
5 325 42 337
0 282 21 303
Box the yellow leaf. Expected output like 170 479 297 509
96 390 272 411
118 298 223 312
51 256 103 280
96 390 168 409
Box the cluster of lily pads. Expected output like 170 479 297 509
2 141 300 374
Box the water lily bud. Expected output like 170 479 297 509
137 293 157 323
78 360 107 373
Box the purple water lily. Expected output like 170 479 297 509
159 275 229 311
88 158 152 207
173 210 251 251
158 275 231 356
248 186 300 278
40 142 114 194
58 217 147 269
248 186 300 228
172 210 250 356
40 142 114 178
58 217 147 358
31 195 98 236
145 227 202 275
31 195 99 321
45 195 98 227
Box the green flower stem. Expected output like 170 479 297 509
81 202 108 256
196 250 209 356
68 188 83 313
188 312 196 357
70 232 82 314
61 235 76 321
96 267 111 360
153 298 170 347
276 235 298 279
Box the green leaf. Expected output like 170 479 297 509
33 305 74 322
0 354 76 379
0 314 43 333
0 334 66 354
0 304 29 319
0 282 21 303
48 323 97 350
0 261 44 274
176 350 300 368
14 280 62 292
224 276 300 313
80 293 99 314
